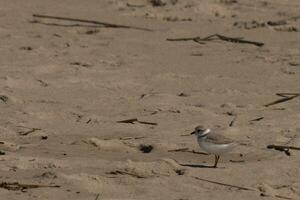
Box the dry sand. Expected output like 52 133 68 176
0 0 300 199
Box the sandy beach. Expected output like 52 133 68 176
0 0 299 199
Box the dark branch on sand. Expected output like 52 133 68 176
192 176 255 191
117 118 157 125
32 14 153 31
264 93 300 107
167 34 264 47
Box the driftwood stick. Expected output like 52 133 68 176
137 120 158 125
264 94 299 107
0 182 60 191
107 170 146 178
167 37 206 44
250 117 264 122
215 34 264 46
17 126 41 136
267 144 300 151
168 148 189 152
276 93 300 97
192 176 254 191
168 148 209 155
117 118 138 124
32 14 153 31
117 118 157 125
167 34 264 47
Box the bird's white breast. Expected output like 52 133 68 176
198 139 234 155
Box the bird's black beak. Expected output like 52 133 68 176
190 131 196 135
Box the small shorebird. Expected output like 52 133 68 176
191 126 236 168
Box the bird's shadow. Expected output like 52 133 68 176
179 163 224 169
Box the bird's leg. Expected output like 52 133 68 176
214 155 220 168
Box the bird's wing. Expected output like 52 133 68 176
206 132 234 144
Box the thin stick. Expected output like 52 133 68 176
18 127 41 136
168 148 209 155
215 34 264 47
250 117 264 122
276 93 300 97
192 176 254 191
168 148 189 152
167 34 264 47
117 118 138 124
264 94 299 107
137 120 158 125
267 144 300 151
117 118 157 125
0 182 60 191
107 170 146 178
119 136 146 140
32 14 153 31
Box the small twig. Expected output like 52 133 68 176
137 120 158 125
168 148 189 152
117 118 157 125
266 144 300 156
117 118 138 124
250 117 264 122
119 136 146 140
192 176 254 191
17 127 41 136
267 144 300 151
107 170 146 178
168 148 209 155
32 14 153 31
264 94 300 107
276 93 300 97
0 182 60 191
167 34 264 47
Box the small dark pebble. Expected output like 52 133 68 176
41 136 48 140
175 169 185 175
139 144 153 153
0 150 5 155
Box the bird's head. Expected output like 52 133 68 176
190 126 210 138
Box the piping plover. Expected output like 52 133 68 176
191 126 236 168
